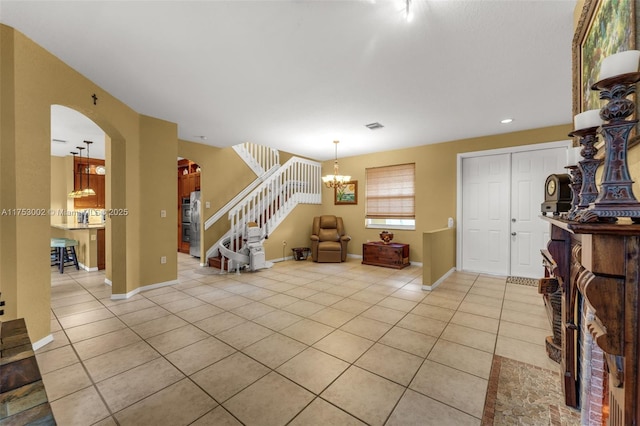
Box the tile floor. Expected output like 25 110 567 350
36 254 557 425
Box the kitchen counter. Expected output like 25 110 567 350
51 223 105 230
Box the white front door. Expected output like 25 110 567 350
510 147 567 278
459 143 568 278
460 154 511 275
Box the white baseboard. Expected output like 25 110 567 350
32 333 54 351
111 279 179 300
422 267 456 291
78 262 98 272
104 278 112 286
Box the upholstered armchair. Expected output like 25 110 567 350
310 215 351 262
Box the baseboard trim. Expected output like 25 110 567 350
422 267 456 291
78 262 98 272
104 278 112 286
111 279 179 300
32 334 54 351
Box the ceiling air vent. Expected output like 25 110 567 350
365 122 384 130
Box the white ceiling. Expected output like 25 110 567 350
2 0 577 161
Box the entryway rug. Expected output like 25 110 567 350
482 355 581 425
506 276 539 287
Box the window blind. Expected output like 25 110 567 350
365 163 415 219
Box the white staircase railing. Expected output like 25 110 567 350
232 142 280 177
208 156 321 263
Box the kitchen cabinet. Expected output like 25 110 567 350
177 159 200 253
97 228 105 270
73 157 105 209
362 242 410 269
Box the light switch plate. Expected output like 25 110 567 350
161 210 166 218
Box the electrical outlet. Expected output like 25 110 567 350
205 201 210 209
282 240 287 246
160 256 167 264
161 209 166 218
90 234 97 241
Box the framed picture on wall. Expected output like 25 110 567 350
335 181 357 205
573 0 635 115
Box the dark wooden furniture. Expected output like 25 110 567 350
73 156 105 209
0 319 55 424
362 242 410 269
541 216 640 423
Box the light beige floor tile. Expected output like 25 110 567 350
195 289 236 304
457 300 501 319
252 310 303 331
42 362 92 401
468 287 505 300
160 296 206 314
285 286 318 299
500 308 549 330
379 326 437 358
92 416 118 426
387 389 480 426
261 293 300 308
191 406 243 425
97 357 184 412
410 303 455 322
498 320 550 346
131 314 189 339
166 336 236 375
313 329 374 363
441 323 496 353
58 308 114 329
114 378 216 426
215 321 273 349
146 324 209 354
50 293 96 308
463 293 504 308
396 313 447 338
495 335 558 370
502 298 547 316
341 316 392 341
377 296 418 312
289 397 366 426
450 311 499 334
309 307 356 328
175 303 224 322
427 340 493 379
277 347 349 394
65 316 127 343
283 299 326 317
52 300 104 318
349 290 387 304
321 366 405 426
360 305 406 325
117 305 171 327
243 333 307 368
304 291 344 306
324 285 360 297
73 328 142 360
229 301 276 320
421 294 462 310
83 341 160 382
280 319 335 345
430 287 467 302
107 298 157 316
35 330 69 353
390 288 427 302
194 311 247 335
209 294 254 310
224 372 314 426
50 386 111 426
35 345 79 375
503 290 543 305
331 298 372 315
410 360 487 419
355 343 423 386
191 352 270 402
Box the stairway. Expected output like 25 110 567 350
206 146 321 270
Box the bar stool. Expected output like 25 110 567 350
50 238 80 274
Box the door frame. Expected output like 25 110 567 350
455 139 572 275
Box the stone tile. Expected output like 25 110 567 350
224 372 314 426
340 316 392 341
194 311 247 335
283 299 326 317
253 310 303 331
230 301 276 320
261 293 300 308
114 379 216 425
118 306 171 327
410 303 455 322
160 296 206 314
441 323 496 353
35 345 79 375
331 298 372 315
42 362 92 401
396 313 447 338
52 300 104 318
500 308 549 330
427 340 493 379
277 347 349 394
495 335 558 370
166 337 236 375
379 326 437 358
321 366 404 426
498 320 550 346
191 406 243 425
377 296 418 312
421 293 462 310
309 307 356 328
175 303 224 323
243 333 307 368
83 341 160 382
450 311 499 334
131 314 189 339
73 328 142 360
360 305 406 325
57 307 114 329
355 343 423 386
50 386 111 426
107 298 156 316
146 324 209 355
215 321 273 349
304 291 344 306
457 300 501 319
387 389 480 426
289 398 366 426
280 319 334 345
410 360 487 418
313 330 374 363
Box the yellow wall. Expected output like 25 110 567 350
317 125 572 263
423 228 456 286
1 25 179 341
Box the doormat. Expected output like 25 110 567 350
506 276 538 287
482 355 580 426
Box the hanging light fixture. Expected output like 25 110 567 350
67 151 82 198
81 140 95 196
322 140 351 189
74 146 87 197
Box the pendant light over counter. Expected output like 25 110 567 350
81 140 95 196
67 151 82 198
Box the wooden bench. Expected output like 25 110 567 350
0 318 55 425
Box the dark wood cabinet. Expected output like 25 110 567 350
97 228 105 270
73 157 105 209
362 242 410 269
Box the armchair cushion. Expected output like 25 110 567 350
310 215 350 262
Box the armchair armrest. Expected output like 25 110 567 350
311 235 320 241
341 235 351 242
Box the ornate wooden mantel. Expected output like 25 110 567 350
541 215 640 423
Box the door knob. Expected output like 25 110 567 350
511 232 517 236
511 218 516 222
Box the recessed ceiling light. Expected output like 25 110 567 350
195 135 207 140
500 118 513 124
365 122 384 130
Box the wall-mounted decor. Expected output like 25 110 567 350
573 0 635 115
335 180 357 205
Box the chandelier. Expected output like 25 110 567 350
322 140 351 189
